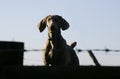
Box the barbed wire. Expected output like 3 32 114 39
23 48 120 65
0 48 120 53
1 48 120 64
76 48 120 52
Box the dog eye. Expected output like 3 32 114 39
48 18 51 21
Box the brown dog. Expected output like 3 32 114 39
37 15 79 66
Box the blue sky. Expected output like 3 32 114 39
0 0 120 66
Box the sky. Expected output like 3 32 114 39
0 0 120 66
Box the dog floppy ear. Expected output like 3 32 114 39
38 19 46 32
60 16 69 30
37 15 50 32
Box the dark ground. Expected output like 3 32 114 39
1 66 120 79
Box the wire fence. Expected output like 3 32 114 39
0 48 120 53
1 48 120 65
76 48 120 52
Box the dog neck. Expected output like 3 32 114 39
49 34 66 49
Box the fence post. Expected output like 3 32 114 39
88 50 101 66
0 41 24 66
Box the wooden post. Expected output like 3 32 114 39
88 50 101 66
0 41 24 66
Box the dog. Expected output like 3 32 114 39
37 15 79 66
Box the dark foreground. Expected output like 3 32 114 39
1 66 120 79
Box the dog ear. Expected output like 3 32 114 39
38 19 46 32
60 16 69 30
37 15 50 32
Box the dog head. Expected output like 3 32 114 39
37 15 69 40
38 15 69 32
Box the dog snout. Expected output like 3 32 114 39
50 25 55 32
